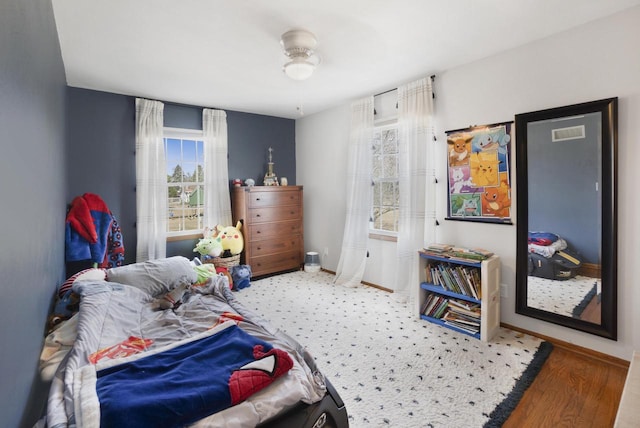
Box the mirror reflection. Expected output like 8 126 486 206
526 112 601 323
515 98 617 340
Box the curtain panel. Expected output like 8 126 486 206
202 109 232 229
135 98 167 262
394 77 436 303
334 96 375 287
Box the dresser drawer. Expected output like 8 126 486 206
249 220 302 241
251 251 302 276
248 190 300 208
251 235 301 257
249 205 301 223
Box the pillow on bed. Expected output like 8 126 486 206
58 268 107 298
105 256 198 297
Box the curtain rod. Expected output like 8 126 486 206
374 74 436 97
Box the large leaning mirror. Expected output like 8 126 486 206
515 98 617 340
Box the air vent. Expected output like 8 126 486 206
552 125 585 142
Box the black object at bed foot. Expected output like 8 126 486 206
257 377 348 428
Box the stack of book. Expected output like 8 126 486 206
425 262 482 299
442 298 481 334
420 292 449 319
422 243 452 256
422 244 494 262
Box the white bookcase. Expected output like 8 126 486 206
417 251 500 341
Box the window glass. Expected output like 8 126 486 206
164 129 205 236
371 124 399 234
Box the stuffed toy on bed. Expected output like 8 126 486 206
151 283 190 310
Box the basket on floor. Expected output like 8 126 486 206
204 254 240 268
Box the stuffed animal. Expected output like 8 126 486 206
151 282 190 310
193 237 223 260
215 267 233 289
215 221 244 256
230 265 252 290
193 263 217 286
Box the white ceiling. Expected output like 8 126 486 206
52 0 640 119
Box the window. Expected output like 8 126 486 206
371 124 399 234
164 128 205 236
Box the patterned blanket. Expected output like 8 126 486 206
76 323 293 427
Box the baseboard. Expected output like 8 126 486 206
320 268 394 293
578 263 601 279
501 322 629 369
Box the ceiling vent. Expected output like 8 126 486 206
552 125 585 142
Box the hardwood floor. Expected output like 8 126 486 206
503 337 628 427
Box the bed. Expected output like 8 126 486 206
39 256 348 428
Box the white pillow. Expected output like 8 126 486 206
105 256 198 297
58 268 106 298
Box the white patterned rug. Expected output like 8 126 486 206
527 275 599 317
235 270 551 428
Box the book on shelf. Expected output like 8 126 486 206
446 306 480 321
470 247 494 258
448 298 479 311
424 243 452 253
443 311 480 325
422 244 494 262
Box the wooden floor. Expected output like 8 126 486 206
503 342 628 427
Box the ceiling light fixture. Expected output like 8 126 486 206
280 29 320 81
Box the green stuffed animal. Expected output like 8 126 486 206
193 237 223 260
193 263 217 286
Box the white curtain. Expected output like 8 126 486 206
202 109 232 229
394 77 436 303
334 96 374 287
135 98 167 262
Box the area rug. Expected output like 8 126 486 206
235 270 552 428
571 284 598 319
527 274 599 317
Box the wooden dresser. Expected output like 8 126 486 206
232 186 304 277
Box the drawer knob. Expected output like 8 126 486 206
256 214 261 217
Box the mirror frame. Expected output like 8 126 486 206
515 98 618 340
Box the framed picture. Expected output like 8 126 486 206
445 121 513 224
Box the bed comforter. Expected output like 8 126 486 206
45 277 326 428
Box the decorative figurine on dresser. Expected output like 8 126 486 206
232 184 304 277
263 147 279 186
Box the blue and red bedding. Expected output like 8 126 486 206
44 262 326 428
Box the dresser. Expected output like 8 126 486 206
232 186 304 277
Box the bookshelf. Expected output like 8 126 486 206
418 251 500 341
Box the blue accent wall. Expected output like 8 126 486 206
66 90 296 261
527 113 600 263
0 1 67 427
66 88 137 265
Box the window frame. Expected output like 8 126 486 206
164 127 206 239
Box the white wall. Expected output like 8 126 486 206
297 6 640 360
296 93 399 290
